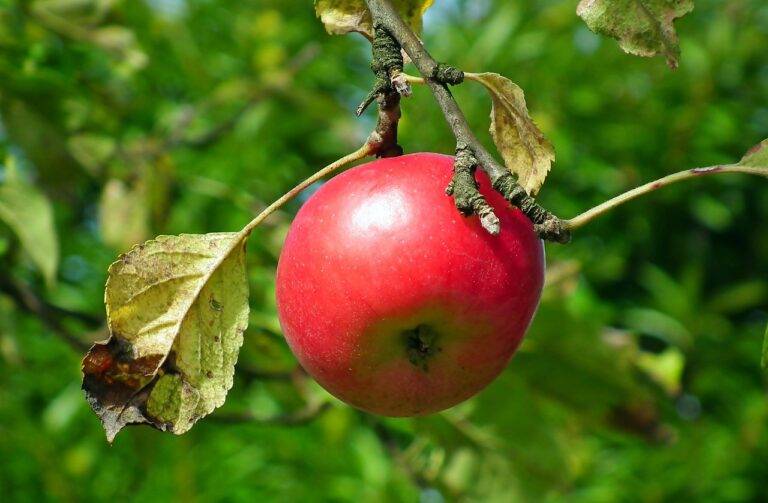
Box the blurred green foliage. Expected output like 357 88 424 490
0 0 767 501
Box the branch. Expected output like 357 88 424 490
363 0 570 243
564 164 768 230
0 276 92 352
368 420 430 489
167 44 322 151
93 44 322 178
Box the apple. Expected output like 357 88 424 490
276 153 544 416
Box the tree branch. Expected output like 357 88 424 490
363 0 570 243
167 44 322 151
564 164 768 230
0 276 92 352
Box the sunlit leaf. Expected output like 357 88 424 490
32 0 115 24
468 73 555 195
67 134 115 175
82 232 249 441
738 138 768 168
0 170 59 286
90 25 135 52
314 0 434 39
576 0 694 68
762 323 767 370
98 179 149 252
636 347 685 395
89 25 148 69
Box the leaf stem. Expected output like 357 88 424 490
240 144 374 237
564 164 768 230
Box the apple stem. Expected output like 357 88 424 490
446 147 501 235
363 0 571 243
357 24 405 117
240 144 375 238
237 63 405 239
563 164 768 230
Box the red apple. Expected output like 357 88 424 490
276 153 544 416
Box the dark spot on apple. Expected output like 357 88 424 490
402 324 441 372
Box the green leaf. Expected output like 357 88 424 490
98 178 149 252
576 0 694 68
314 0 434 39
762 323 767 370
82 232 249 441
738 139 768 168
32 0 114 24
90 25 136 52
636 347 685 395
67 134 115 175
467 73 555 195
0 172 59 286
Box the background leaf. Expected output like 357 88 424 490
67 134 115 176
0 169 59 286
468 73 554 195
738 138 768 168
98 178 150 252
315 0 434 39
576 0 694 68
82 233 249 441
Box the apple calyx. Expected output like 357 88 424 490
402 324 442 371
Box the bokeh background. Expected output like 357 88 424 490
1 0 767 501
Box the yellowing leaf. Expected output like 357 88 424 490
468 73 555 196
738 138 768 168
314 0 434 39
98 179 149 252
0 172 59 286
577 0 694 68
82 232 249 441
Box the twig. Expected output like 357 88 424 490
161 44 322 153
404 72 768 233
83 44 322 177
369 420 430 489
363 0 570 243
0 277 92 352
564 164 768 230
240 143 375 236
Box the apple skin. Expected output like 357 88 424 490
276 153 544 416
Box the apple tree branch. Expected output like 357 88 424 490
363 0 570 243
